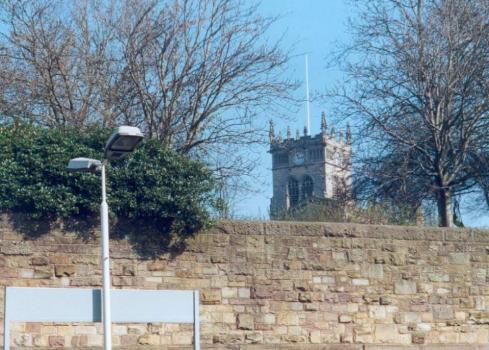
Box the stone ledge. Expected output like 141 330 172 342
216 220 489 243
1 214 488 244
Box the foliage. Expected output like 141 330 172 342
278 198 347 223
0 122 216 236
356 202 422 226
109 139 216 235
276 198 420 226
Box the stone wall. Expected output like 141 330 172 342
0 216 489 349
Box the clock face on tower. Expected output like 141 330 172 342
293 150 305 165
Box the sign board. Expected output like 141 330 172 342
3 287 200 350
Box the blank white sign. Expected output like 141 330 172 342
3 287 200 350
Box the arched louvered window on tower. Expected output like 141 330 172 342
288 177 299 208
302 175 313 200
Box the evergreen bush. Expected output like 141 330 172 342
0 122 216 236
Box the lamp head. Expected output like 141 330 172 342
67 158 102 173
105 126 143 160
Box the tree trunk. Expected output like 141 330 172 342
437 188 453 227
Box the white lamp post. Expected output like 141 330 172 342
67 126 143 350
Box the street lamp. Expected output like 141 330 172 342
67 126 143 350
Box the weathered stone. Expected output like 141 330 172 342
380 295 394 305
332 251 347 261
469 312 489 324
251 286 272 299
364 264 384 279
33 267 52 279
428 273 449 282
14 334 31 347
348 250 365 263
48 336 64 347
448 252 471 265
147 260 165 271
218 333 243 344
237 313 254 330
341 333 354 343
394 312 420 324
390 252 406 266
322 276 336 284
433 305 454 320
475 296 486 310
363 294 380 304
418 282 434 294
245 332 262 343
394 280 417 295
238 287 251 298
54 265 76 277
31 256 49 266
122 264 135 276
262 313 276 325
309 330 321 343
339 314 353 323
137 334 159 345
305 303 319 311
282 335 307 343
374 324 411 344
354 328 374 344
222 287 237 298
417 323 432 332
298 292 312 302
412 332 425 344
277 312 299 325
352 278 369 286
201 289 221 304
428 294 444 304
1 241 33 255
172 332 193 345
288 247 307 260
294 280 310 291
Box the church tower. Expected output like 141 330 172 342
269 112 352 219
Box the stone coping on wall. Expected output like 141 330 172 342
218 219 489 242
1 214 488 242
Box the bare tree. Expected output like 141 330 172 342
0 0 295 192
332 0 489 227
0 0 119 127
115 0 293 151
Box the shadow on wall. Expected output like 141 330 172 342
111 218 189 259
8 213 96 240
6 213 192 259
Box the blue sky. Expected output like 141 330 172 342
234 0 489 227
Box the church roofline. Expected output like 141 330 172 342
269 132 349 153
269 112 351 152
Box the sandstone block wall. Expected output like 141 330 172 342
0 216 488 349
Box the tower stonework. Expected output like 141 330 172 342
269 115 352 219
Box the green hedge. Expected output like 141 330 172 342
0 122 216 235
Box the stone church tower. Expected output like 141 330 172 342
269 112 352 218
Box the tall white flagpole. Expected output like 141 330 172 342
305 55 311 135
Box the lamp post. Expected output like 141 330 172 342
67 126 143 350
